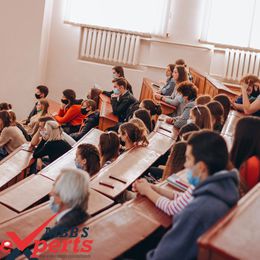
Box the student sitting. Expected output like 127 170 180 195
133 143 192 217
33 120 72 171
188 105 212 130
0 102 12 111
129 118 149 137
110 78 139 122
133 109 152 133
0 111 26 160
230 117 260 195
75 143 101 177
213 94 231 123
177 123 200 141
147 130 239 260
157 64 175 96
54 89 85 134
166 81 198 129
118 122 149 152
24 98 50 136
140 99 162 128
238 80 260 116
9 110 31 142
70 99 99 141
102 66 133 96
155 66 188 116
99 132 120 168
175 58 193 81
145 141 187 181
41 168 90 241
23 85 49 124
196 94 212 105
207 101 224 132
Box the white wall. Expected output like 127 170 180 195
0 0 46 119
0 0 227 118
45 0 215 103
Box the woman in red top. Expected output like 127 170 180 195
230 116 260 195
54 89 84 134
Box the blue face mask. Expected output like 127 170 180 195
187 169 200 187
75 161 84 170
49 196 60 213
113 88 120 95
177 95 184 104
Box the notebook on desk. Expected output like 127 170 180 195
167 174 189 192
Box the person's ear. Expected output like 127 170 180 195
197 161 209 178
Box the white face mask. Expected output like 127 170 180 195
49 196 60 213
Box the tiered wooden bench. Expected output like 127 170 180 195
139 78 176 115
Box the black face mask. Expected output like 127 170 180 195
61 99 69 105
35 94 41 99
81 108 90 115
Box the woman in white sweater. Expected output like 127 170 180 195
0 111 26 160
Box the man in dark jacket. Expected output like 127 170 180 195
41 168 89 241
111 78 139 122
147 130 239 260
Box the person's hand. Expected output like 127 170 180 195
36 159 43 171
240 82 248 91
166 118 174 124
154 94 162 100
132 178 151 195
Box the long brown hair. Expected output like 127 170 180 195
162 142 187 180
206 101 224 132
99 132 120 167
119 122 149 147
190 105 212 130
175 65 188 84
77 144 101 176
230 117 260 170
213 94 231 123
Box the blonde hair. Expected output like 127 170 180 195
129 118 149 136
45 120 62 141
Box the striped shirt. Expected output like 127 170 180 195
155 186 194 216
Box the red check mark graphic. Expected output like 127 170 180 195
6 213 57 251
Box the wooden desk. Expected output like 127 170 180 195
0 204 18 224
98 93 118 130
147 131 175 155
140 78 176 115
189 67 240 99
39 205 160 260
126 195 172 228
0 145 33 191
88 189 114 216
198 183 260 260
0 202 54 259
221 110 245 138
91 147 159 199
40 128 103 181
0 174 53 212
153 114 179 140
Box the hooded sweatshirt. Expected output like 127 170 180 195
147 169 239 260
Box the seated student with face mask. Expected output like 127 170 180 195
75 143 101 177
54 89 85 135
102 66 133 97
147 131 239 260
32 120 72 171
70 99 99 141
23 85 49 125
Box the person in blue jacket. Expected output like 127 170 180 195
147 130 239 260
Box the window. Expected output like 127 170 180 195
65 0 171 37
201 0 260 49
